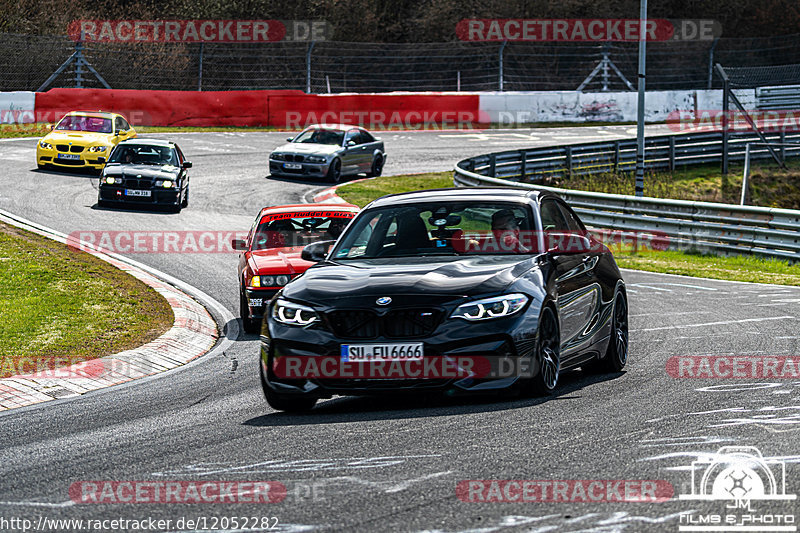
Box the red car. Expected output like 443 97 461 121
233 203 359 333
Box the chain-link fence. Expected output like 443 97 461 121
3 32 800 93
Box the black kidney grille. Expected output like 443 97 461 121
325 308 442 339
384 309 442 337
287 154 305 162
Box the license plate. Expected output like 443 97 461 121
125 189 151 197
284 162 302 170
341 343 423 362
57 153 80 160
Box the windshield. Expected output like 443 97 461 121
55 115 113 134
108 145 178 165
292 128 345 146
251 214 354 250
331 202 536 259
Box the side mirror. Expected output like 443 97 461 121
231 239 248 251
546 232 594 255
286 136 294 142
49 124 54 131
96 156 106 164
301 240 335 262
182 161 192 169
346 140 357 147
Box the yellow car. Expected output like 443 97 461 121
37 111 137 172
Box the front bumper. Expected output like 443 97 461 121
98 185 181 205
269 159 329 178
262 312 539 397
38 146 107 169
245 288 279 320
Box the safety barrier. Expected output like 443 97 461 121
454 130 800 261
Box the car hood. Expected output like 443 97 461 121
282 255 540 304
43 131 114 145
272 143 341 155
249 247 313 275
102 163 181 180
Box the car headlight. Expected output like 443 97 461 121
272 299 319 326
305 155 327 163
450 294 529 321
276 275 290 286
271 153 285 161
89 146 108 152
160 180 174 188
39 141 53 149
103 176 119 185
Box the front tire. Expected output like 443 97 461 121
259 361 317 412
181 187 189 208
326 158 342 184
529 306 560 396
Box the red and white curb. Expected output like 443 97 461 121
0 211 224 412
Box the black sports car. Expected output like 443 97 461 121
97 139 192 212
259 188 628 411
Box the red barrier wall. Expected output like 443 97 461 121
34 88 482 128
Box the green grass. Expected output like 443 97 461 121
550 159 800 209
336 172 800 286
0 222 173 378
336 172 454 207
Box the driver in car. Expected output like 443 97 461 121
491 209 531 253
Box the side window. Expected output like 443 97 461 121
121 118 130 130
175 145 185 164
114 117 124 132
358 130 374 144
539 199 570 232
556 202 584 232
345 129 359 145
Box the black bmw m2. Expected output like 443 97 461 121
259 188 628 411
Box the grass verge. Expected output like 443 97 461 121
336 171 800 286
0 222 173 378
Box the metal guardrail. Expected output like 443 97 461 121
454 130 800 261
756 85 800 110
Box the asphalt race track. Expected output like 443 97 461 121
1 125 799 533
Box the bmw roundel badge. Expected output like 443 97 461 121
376 296 392 306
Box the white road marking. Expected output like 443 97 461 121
627 283 673 292
0 500 74 508
635 315 794 332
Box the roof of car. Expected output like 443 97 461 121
257 203 360 217
302 123 364 131
367 187 543 208
64 110 118 118
117 138 175 147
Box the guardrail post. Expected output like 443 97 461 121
520 150 527 181
498 41 507 91
306 41 315 93
669 135 676 171
613 141 620 172
781 131 786 163
716 64 730 176
565 146 573 179
488 155 496 177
